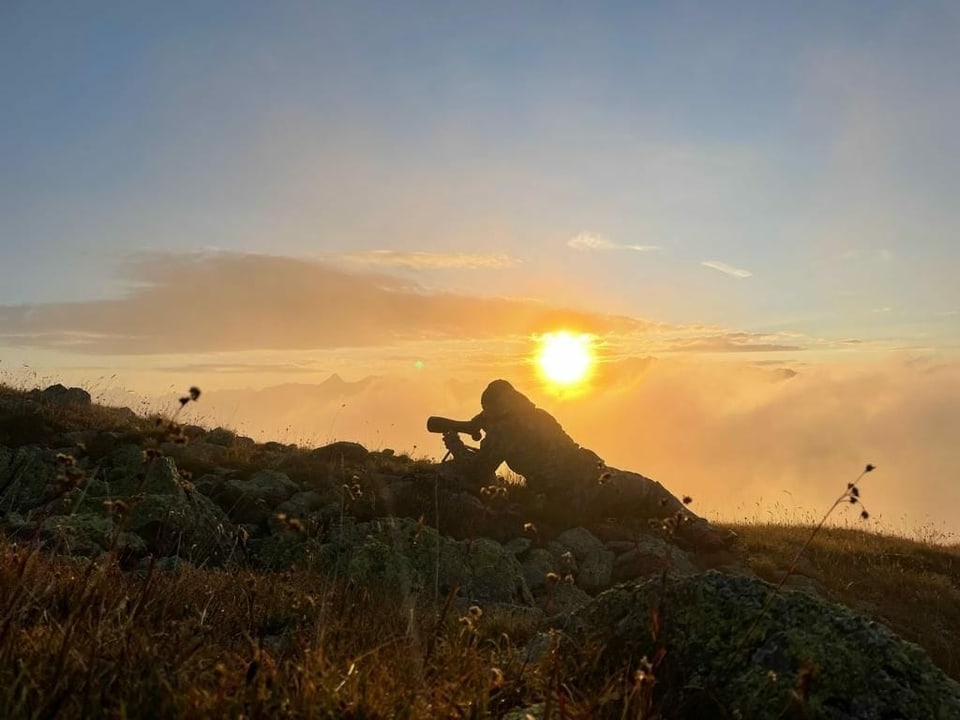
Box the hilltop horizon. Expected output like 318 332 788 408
5 358 958 543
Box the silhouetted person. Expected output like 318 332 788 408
440 379 736 551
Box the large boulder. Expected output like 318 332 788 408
556 571 960 719
96 449 184 497
38 384 92 407
310 441 369 465
123 489 236 564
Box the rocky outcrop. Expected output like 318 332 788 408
257 516 534 605
555 571 960 719
37 384 92 407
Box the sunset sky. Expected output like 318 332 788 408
2 3 958 535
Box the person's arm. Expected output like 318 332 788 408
463 427 507 488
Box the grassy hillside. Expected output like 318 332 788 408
2 525 957 718
729 522 960 682
1 382 958 717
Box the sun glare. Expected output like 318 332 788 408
536 332 594 387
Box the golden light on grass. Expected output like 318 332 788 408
535 331 594 387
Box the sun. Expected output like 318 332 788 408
536 332 594 387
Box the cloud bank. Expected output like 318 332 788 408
0 252 650 354
176 355 960 538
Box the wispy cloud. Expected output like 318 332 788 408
334 250 520 269
567 232 660 253
700 260 753 279
665 332 801 354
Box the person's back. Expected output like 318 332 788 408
477 398 602 501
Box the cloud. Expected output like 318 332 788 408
700 260 753 279
116 355 960 537
665 333 802 354
567 233 660 252
0 251 652 354
333 250 520 269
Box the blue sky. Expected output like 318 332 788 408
1 1 958 370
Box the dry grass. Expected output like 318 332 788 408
0 538 551 719
2 526 956 719
727 522 960 681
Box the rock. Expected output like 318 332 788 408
41 513 114 557
160 441 230 473
205 428 237 448
314 517 532 605
95 452 182 498
780 573 826 597
276 490 326 518
40 513 146 559
0 407 50 445
540 581 593 615
208 470 299 526
0 445 59 513
310 441 369 465
69 452 237 565
522 548 558 593
552 527 606 557
39 384 92 407
505 537 533 556
611 534 698 582
85 431 120 460
550 526 614 594
254 533 323 571
555 571 960 719
124 489 235 565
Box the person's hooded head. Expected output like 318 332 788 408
480 379 536 420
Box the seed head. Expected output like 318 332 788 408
55 453 75 467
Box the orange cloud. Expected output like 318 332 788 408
0 252 652 354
